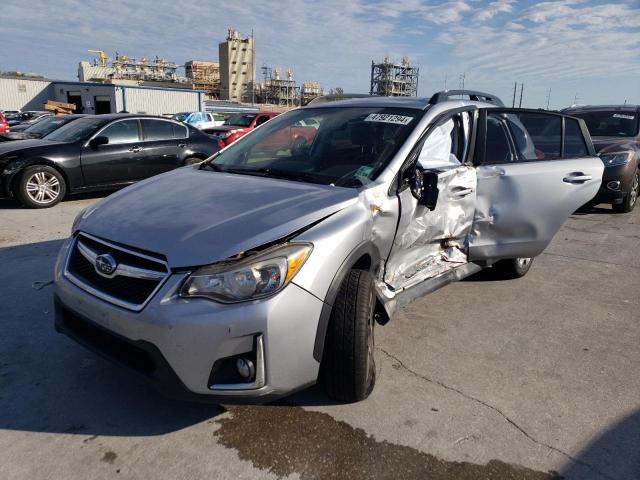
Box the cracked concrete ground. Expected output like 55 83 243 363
0 194 638 480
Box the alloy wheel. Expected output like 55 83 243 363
630 171 639 208
25 171 60 205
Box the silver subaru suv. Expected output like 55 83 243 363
54 91 603 403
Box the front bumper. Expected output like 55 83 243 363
53 237 323 403
591 163 637 205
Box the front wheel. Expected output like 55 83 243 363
612 170 639 213
322 269 376 403
15 165 66 208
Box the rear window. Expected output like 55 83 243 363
142 119 175 141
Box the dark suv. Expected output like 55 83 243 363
562 105 640 212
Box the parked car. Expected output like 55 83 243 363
0 114 87 142
0 114 220 208
562 105 639 212
204 111 279 148
0 112 9 134
6 110 52 127
54 91 602 404
172 111 225 130
0 110 21 116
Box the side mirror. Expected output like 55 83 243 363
89 136 108 148
409 167 439 210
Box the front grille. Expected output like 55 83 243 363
65 233 169 310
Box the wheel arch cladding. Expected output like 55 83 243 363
312 242 383 363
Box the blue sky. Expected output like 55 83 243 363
2 0 639 109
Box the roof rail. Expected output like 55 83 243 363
429 90 504 106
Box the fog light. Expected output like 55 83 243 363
236 358 255 380
607 181 621 191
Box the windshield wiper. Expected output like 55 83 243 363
212 166 328 184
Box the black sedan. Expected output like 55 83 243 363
0 114 220 208
0 114 88 142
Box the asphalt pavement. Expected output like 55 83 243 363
0 194 638 480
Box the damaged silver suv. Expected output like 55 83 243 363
54 90 603 403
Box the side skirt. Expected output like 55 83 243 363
377 261 485 319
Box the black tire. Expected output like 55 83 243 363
184 157 203 166
491 257 534 280
322 269 376 403
15 165 66 208
612 170 639 213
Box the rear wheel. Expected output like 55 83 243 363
322 269 376 403
612 170 639 213
15 165 66 208
492 257 534 279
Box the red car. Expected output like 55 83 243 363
0 112 9 133
204 112 280 148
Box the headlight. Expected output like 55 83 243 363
600 153 631 167
180 243 312 303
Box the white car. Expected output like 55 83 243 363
173 112 225 130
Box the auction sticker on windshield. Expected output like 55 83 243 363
365 113 414 125
613 114 635 120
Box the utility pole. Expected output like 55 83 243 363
546 88 551 110
512 82 517 107
459 72 466 98
252 30 256 105
573 93 579 105
518 83 524 108
444 73 447 90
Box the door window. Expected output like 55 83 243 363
504 112 561 160
142 119 175 141
416 112 470 168
564 118 588 157
100 120 140 144
484 115 513 164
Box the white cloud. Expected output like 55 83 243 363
474 0 515 21
0 0 638 107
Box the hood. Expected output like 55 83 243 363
78 167 359 268
592 136 639 154
0 139 63 158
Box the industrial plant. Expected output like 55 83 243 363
370 56 419 97
1 27 421 116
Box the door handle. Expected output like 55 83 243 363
563 173 592 184
129 146 142 153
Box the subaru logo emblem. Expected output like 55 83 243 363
95 253 118 276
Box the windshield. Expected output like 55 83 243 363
205 107 422 187
224 113 255 127
172 112 190 122
25 116 73 136
572 111 639 137
44 117 107 142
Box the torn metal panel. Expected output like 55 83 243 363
384 165 477 290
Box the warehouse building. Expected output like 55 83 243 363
0 76 205 115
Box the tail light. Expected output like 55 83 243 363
217 139 225 149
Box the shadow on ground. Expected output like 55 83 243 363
560 408 640 480
0 239 221 437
